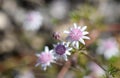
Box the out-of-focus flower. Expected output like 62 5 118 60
15 70 35 78
53 42 72 61
49 0 69 19
0 12 10 30
96 38 119 59
35 46 55 70
64 23 90 49
88 62 105 77
23 11 43 31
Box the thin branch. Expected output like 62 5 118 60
57 52 79 78
81 51 106 71
57 60 71 78
80 51 113 78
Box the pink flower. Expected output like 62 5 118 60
23 11 43 31
35 46 55 70
97 38 119 59
64 23 90 49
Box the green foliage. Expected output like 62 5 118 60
70 4 96 22
108 64 120 77
108 56 119 63
69 4 105 29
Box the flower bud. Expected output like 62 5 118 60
52 32 60 40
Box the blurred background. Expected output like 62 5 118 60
0 0 120 78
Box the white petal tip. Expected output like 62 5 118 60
79 39 85 45
87 37 90 40
81 26 87 31
73 23 77 28
45 46 49 52
64 30 70 34
36 54 40 57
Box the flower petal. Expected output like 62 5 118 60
82 36 90 40
66 42 70 47
68 48 72 51
50 50 53 53
36 54 40 57
83 31 89 35
81 26 87 31
66 51 71 55
45 46 49 52
79 38 85 45
63 55 68 61
78 26 81 29
74 23 77 28
64 30 70 34
72 41 76 47
43 67 47 70
41 64 47 70
76 41 79 49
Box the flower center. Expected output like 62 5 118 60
39 52 52 64
55 44 66 55
69 28 82 41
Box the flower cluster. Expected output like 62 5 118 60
36 23 90 70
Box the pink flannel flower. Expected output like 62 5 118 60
97 38 119 59
64 23 90 49
35 46 55 70
53 42 72 61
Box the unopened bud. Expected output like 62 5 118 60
52 32 60 40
